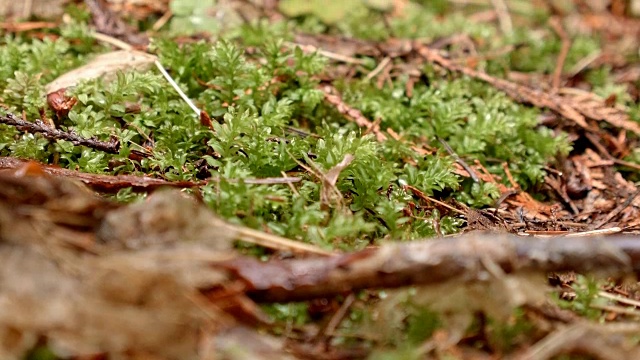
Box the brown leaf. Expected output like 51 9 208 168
45 50 157 94
320 154 354 207
46 88 78 119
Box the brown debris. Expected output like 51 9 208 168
320 84 387 142
0 157 302 193
417 46 640 136
4 150 640 358
0 161 297 359
46 87 78 120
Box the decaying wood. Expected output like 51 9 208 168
218 233 636 302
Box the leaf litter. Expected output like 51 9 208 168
4 161 640 358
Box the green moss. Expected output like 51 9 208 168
0 8 575 249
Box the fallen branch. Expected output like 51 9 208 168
297 34 640 136
417 46 640 135
1 112 120 154
0 156 301 192
319 84 387 142
217 233 638 302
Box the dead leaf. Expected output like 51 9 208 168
46 88 78 119
320 154 354 207
45 50 157 94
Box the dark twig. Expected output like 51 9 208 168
318 293 356 343
592 188 640 230
0 157 302 193
437 136 480 183
1 112 120 154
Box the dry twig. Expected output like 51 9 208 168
549 17 571 92
0 112 120 154
417 46 640 135
0 157 302 192
319 85 387 142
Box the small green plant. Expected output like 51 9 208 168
554 275 608 320
486 308 536 353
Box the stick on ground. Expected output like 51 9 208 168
216 232 636 302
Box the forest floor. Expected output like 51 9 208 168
1 0 640 359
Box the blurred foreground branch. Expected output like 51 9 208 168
218 234 638 302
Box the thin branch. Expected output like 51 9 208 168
437 136 479 183
1 112 120 154
225 224 334 257
404 184 466 215
592 188 640 230
490 0 513 34
365 57 391 82
319 85 387 142
549 17 571 92
286 41 366 65
0 156 301 193
598 291 640 308
154 61 201 117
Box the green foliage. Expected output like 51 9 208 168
507 30 600 74
170 0 219 34
0 1 628 355
3 71 46 118
343 76 569 192
486 308 536 352
0 15 572 249
25 345 57 360
367 348 422 360
554 275 609 320
262 302 310 330
406 306 441 344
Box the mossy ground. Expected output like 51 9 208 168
2 1 640 358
